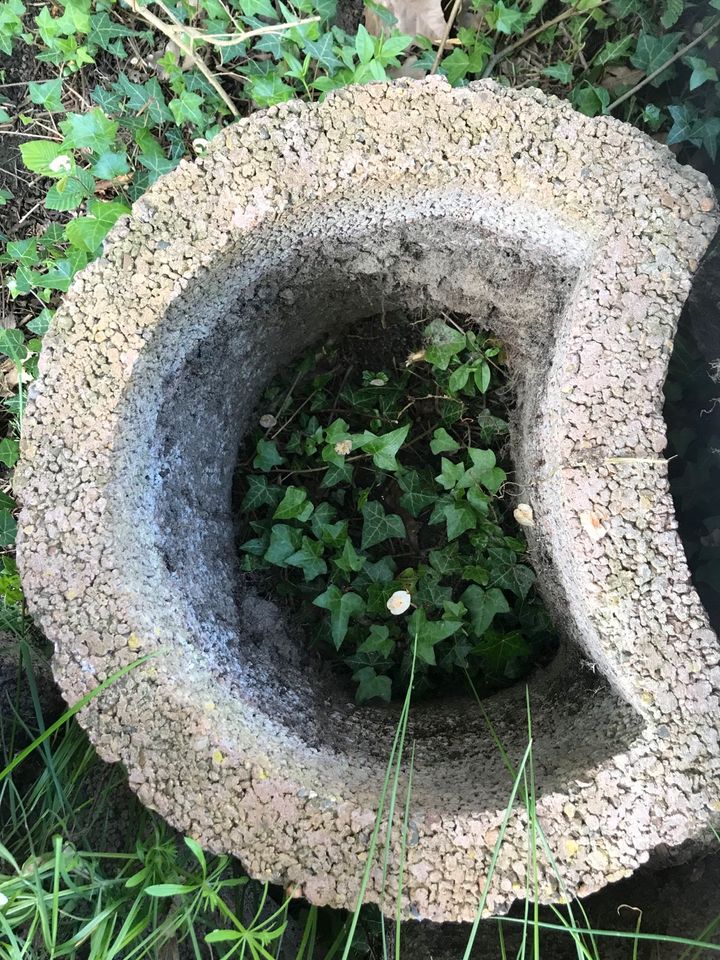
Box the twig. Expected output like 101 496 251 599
608 15 720 111
129 0 320 118
430 0 463 74
481 0 611 79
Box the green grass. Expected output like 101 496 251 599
2 641 720 958
1 0 720 954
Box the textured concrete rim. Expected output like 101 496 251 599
16 78 720 922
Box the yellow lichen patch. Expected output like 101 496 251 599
563 838 579 858
203 700 216 712
641 691 654 705
212 749 224 765
127 633 141 650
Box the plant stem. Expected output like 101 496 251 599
608 15 720 112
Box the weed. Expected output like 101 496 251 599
236 316 554 702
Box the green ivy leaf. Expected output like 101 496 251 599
88 11 138 51
435 457 466 491
286 535 327 581
241 475 276 511
686 56 718 91
169 89 204 128
486 547 536 598
273 485 313 521
19 140 69 175
0 438 19 468
442 502 477 540
91 149 129 180
408 608 462 666
253 438 285 472
0 508 17 546
475 629 530 675
353 424 409 472
360 500 406 550
313 584 365 649
333 538 366 573
489 0 525 34
542 62 573 83
423 320 466 370
396 469 437 517
353 666 391 703
60 107 118 152
631 31 683 80
0 329 25 363
27 309 52 336
64 199 130 252
264 523 301 566
247 74 295 107
28 77 63 112
430 427 460 455
461 584 510 636
45 169 95 212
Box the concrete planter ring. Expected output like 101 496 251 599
17 77 720 922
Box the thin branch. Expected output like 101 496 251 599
129 0 320 118
431 0 463 74
481 0 611 79
608 15 720 111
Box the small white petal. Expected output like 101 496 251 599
49 154 72 173
334 439 352 456
386 590 411 615
259 413 277 429
0 891 7 908
370 378 386 387
513 503 534 527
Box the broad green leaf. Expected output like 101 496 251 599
273 485 313 521
542 62 573 83
253 438 284 472
28 78 63 112
360 500 406 551
631 31 682 79
408 608 462 665
0 329 25 363
357 624 393 657
397 469 437 516
65 199 130 252
333 538 365 573
686 56 718 91
423 320 466 370
60 108 118 152
0 438 19 468
264 523 301 566
19 140 68 175
594 35 634 67
248 74 295 107
475 629 530 674
353 666 391 703
45 169 95 212
304 31 342 70
169 89 204 128
430 427 460 455
286 536 327 581
461 584 510 636
0 509 17 547
571 83 610 118
88 11 138 51
27 309 52 336
353 424 409 472
660 0 683 26
486 547 536 598
435 457 465 491
91 149 129 180
443 502 477 540
489 0 525 34
313 584 365 648
355 23 374 64
241 475 276 511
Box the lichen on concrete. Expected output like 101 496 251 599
15 77 720 922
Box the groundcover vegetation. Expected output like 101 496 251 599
236 316 554 703
1 0 720 955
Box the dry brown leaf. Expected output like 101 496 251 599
365 0 447 42
513 503 534 527
602 65 644 92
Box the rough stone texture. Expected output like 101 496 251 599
15 78 720 922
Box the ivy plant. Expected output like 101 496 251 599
237 318 555 703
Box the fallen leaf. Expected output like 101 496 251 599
580 510 607 542
365 0 446 42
